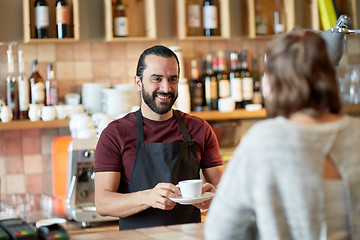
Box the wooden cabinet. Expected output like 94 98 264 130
22 0 80 43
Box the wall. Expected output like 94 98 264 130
0 34 360 203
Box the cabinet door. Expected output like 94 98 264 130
104 0 156 41
23 0 80 43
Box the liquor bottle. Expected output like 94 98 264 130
216 50 230 100
35 0 49 38
30 60 45 105
273 0 286 34
252 55 263 106
240 50 253 107
5 46 20 120
203 0 218 36
113 0 128 37
189 59 205 111
18 50 30 120
229 51 243 109
56 0 71 39
186 0 202 36
45 63 58 106
255 0 268 35
203 53 218 110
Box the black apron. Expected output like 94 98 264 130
119 109 201 230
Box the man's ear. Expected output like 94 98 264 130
134 76 142 91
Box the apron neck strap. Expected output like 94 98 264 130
136 109 193 144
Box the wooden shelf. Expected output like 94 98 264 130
190 108 267 121
0 119 69 131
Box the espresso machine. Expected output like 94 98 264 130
65 138 117 227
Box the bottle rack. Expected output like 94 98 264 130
104 0 156 41
22 0 79 43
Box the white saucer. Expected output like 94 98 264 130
169 192 215 205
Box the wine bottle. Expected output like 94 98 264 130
229 51 243 109
240 50 253 107
30 60 45 105
252 55 263 106
216 50 230 100
35 0 49 38
186 0 202 36
56 0 71 39
18 50 30 120
113 0 128 37
255 0 268 35
6 46 20 120
189 59 205 111
45 63 58 106
203 53 218 110
203 0 218 36
273 0 286 34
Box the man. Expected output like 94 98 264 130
94 45 224 230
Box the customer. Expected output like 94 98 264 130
94 45 224 230
205 29 360 239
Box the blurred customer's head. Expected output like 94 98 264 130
263 29 341 118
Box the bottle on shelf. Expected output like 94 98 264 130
203 53 218 110
186 0 202 36
18 50 30 120
240 50 253 107
255 0 268 35
56 0 72 39
113 0 128 37
5 46 20 120
34 0 49 38
202 0 219 36
251 54 263 106
216 50 230 100
273 0 286 35
45 63 58 106
189 59 205 111
30 60 45 105
229 51 243 109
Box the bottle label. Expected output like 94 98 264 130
18 77 30 111
242 77 254 100
203 6 218 29
190 82 204 106
253 91 263 104
187 5 201 28
35 6 49 28
32 82 45 104
56 6 71 24
230 77 243 101
219 79 230 98
114 17 128 36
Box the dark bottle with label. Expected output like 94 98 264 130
56 0 71 39
203 53 218 110
252 55 263 106
30 60 45 105
113 0 128 37
6 47 20 120
216 50 230 100
35 0 49 38
189 59 205 112
203 0 218 36
240 50 253 107
229 51 243 108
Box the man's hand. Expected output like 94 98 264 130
193 182 216 210
146 183 181 210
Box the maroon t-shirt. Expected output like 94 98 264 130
94 110 222 193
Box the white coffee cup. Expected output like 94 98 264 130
65 93 80 105
28 104 43 121
218 97 235 112
55 105 69 120
41 106 56 121
177 179 203 199
0 106 13 123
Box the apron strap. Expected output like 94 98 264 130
136 109 144 144
173 110 193 143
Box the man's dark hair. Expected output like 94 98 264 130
136 45 180 80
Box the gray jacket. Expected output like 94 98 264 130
205 115 360 240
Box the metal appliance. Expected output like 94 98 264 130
65 138 117 227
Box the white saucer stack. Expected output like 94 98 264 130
81 83 105 114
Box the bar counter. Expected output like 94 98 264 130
70 222 205 240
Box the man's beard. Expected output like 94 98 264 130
142 85 178 114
